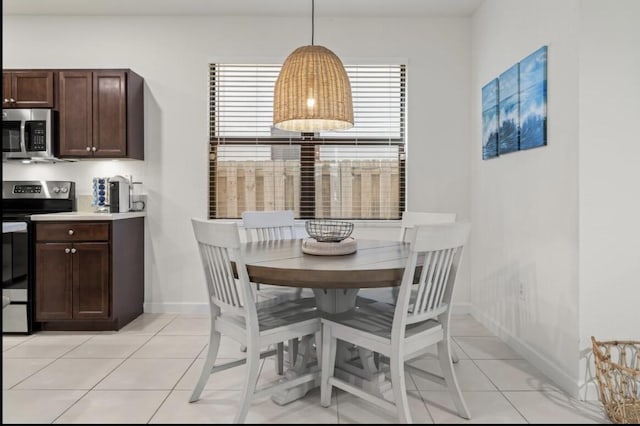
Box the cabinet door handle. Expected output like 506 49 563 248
3 98 8 103
9 98 15 103
91 147 97 152
86 147 91 151
65 248 71 254
68 229 74 235
71 248 77 254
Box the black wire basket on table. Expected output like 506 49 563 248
305 220 354 243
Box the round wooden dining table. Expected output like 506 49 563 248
241 238 410 313
240 238 411 405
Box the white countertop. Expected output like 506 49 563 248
30 211 146 221
3 222 28 233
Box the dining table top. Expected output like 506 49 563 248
240 238 410 289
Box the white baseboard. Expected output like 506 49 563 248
144 302 208 315
471 307 581 399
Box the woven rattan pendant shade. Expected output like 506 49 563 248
273 45 353 132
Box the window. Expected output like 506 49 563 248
209 63 406 219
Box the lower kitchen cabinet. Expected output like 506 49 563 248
34 217 144 330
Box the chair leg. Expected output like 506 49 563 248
288 338 299 367
234 343 261 424
391 286 400 304
389 351 411 423
276 342 284 375
451 346 460 364
437 339 470 419
190 329 221 403
314 329 323 366
320 325 337 408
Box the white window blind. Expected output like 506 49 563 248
209 63 406 219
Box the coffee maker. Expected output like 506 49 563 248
109 175 130 213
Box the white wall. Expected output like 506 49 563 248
470 0 582 395
578 0 640 397
2 15 471 313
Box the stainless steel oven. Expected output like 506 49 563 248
3 222 29 332
2 180 75 334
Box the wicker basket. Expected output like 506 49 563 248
591 337 640 424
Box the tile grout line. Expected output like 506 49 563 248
466 351 531 424
453 329 532 423
147 315 259 423
6 357 58 390
497 388 532 424
7 333 98 393
50 316 169 424
408 373 437 424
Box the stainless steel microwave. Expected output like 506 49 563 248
2 109 56 161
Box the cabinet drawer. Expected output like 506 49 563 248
36 223 110 242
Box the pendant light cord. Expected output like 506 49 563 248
311 0 315 46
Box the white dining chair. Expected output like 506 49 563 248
398 211 457 242
241 210 308 372
242 210 296 243
359 211 461 367
358 211 457 305
320 222 472 423
241 210 304 301
189 219 320 423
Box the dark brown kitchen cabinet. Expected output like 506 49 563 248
58 69 144 159
34 243 73 320
35 242 109 321
2 70 55 108
34 218 144 330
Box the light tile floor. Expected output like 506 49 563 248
2 314 609 424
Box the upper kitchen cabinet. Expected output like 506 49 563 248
3 70 55 108
58 69 144 159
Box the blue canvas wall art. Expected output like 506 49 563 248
482 79 499 160
519 46 547 150
498 64 519 155
481 45 548 160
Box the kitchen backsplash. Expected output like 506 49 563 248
76 195 94 212
2 161 148 197
76 194 147 213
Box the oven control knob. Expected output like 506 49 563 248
61 187 68 193
53 187 60 193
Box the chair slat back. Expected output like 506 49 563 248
242 210 296 242
399 211 456 242
192 219 255 316
394 222 471 331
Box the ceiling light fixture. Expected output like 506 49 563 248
273 0 353 132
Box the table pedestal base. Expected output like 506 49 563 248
312 288 359 314
271 334 320 405
272 288 389 405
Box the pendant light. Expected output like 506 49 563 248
273 0 354 132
